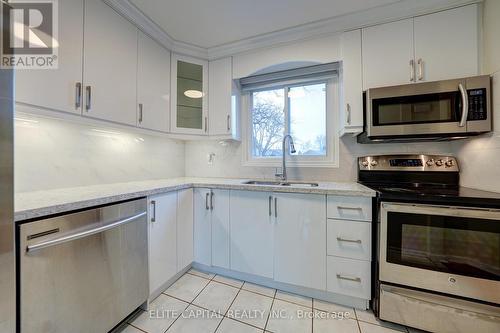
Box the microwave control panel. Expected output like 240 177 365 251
467 88 487 121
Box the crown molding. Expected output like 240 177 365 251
104 0 481 61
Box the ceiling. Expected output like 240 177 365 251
130 0 402 48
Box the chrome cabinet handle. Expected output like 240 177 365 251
210 191 214 211
75 82 82 109
205 192 210 210
227 115 231 131
337 237 362 244
346 103 351 125
85 85 92 111
26 211 147 253
409 59 415 82
337 206 363 211
150 200 156 222
268 196 272 216
417 58 423 81
205 117 208 133
336 274 361 282
458 83 469 127
138 103 143 124
274 197 278 218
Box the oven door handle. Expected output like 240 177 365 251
26 211 147 253
458 83 468 127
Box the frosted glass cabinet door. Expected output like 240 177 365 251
137 32 171 132
171 54 209 135
83 0 138 125
15 0 84 114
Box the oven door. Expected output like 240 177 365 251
366 78 468 137
380 202 500 304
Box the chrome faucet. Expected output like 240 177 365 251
275 135 296 182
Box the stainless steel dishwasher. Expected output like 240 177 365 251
19 198 148 333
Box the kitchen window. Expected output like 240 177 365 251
240 63 339 167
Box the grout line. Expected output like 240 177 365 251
262 289 278 332
212 278 244 333
128 323 149 333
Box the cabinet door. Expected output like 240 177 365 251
230 190 274 278
362 18 414 89
83 0 137 125
171 54 208 135
177 188 194 271
209 57 233 136
149 192 177 296
15 0 83 114
137 32 171 132
340 29 363 135
414 5 479 82
193 188 212 266
211 189 230 269
274 193 327 290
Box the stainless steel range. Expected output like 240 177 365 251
358 155 500 333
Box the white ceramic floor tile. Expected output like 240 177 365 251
213 275 244 288
216 317 262 333
192 281 239 314
227 290 273 329
164 274 210 303
266 299 312 333
275 290 312 308
242 282 276 298
120 325 144 333
129 294 189 333
313 310 360 333
355 310 407 332
359 321 407 333
313 299 356 320
166 305 223 333
188 268 215 280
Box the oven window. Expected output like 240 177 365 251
386 212 500 281
373 92 461 126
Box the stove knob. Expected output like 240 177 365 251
370 160 378 167
361 160 369 167
445 160 455 167
426 159 435 166
435 159 444 167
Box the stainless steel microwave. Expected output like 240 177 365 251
362 75 491 141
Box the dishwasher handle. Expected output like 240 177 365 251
26 211 147 253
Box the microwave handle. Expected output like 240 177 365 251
458 83 468 127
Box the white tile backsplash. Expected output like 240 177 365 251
14 112 185 192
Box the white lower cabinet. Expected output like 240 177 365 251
177 188 194 271
327 219 371 261
327 256 371 299
230 190 274 278
210 190 230 269
148 192 177 296
273 193 326 290
194 188 212 266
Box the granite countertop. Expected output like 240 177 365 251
15 177 375 222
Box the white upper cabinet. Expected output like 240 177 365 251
340 29 363 136
362 18 415 89
230 190 274 279
363 4 479 89
171 54 209 135
15 0 84 114
209 57 240 139
414 5 479 82
82 0 138 125
137 32 171 132
273 193 327 290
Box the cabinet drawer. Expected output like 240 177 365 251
327 196 372 221
327 219 371 260
327 256 371 299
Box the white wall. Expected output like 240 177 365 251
451 0 500 192
15 112 185 193
185 136 452 181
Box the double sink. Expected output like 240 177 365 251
243 180 319 187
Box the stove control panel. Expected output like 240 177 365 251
358 155 459 172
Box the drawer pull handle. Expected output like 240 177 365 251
336 237 362 244
336 274 361 282
337 206 363 211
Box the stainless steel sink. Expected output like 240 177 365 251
243 180 319 187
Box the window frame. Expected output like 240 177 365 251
241 76 339 168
